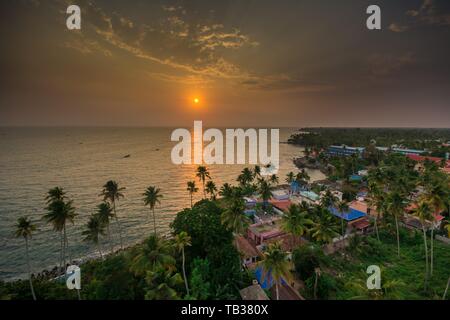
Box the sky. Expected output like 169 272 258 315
0 0 449 127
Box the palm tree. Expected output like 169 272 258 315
43 195 76 270
143 186 163 235
82 214 106 259
412 199 434 289
205 181 217 200
258 179 273 209
422 181 447 276
186 181 198 208
174 231 191 296
45 187 66 203
219 183 233 201
96 202 114 253
269 174 279 185
196 166 211 198
386 191 407 257
145 269 183 300
253 165 262 179
100 180 125 250
366 187 384 242
130 235 176 276
310 214 339 245
258 242 292 300
237 167 254 187
321 190 338 209
281 204 313 248
221 197 250 254
286 172 295 195
14 217 37 300
336 200 349 237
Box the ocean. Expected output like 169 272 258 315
0 127 324 280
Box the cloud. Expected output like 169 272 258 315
368 52 416 77
388 23 408 33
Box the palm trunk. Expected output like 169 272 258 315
276 282 279 300
113 201 124 250
203 181 206 199
97 242 103 260
107 224 113 254
430 228 434 276
182 248 190 296
77 289 81 300
443 277 450 300
63 225 67 270
59 231 63 272
25 238 36 301
341 217 344 237
374 216 380 241
314 272 319 300
152 208 157 235
190 194 193 208
394 215 400 257
422 226 429 290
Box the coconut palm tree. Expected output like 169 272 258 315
258 179 273 209
205 181 217 200
186 181 198 208
45 187 66 203
281 204 313 248
321 190 338 209
422 180 448 276
14 217 37 300
253 165 262 179
221 197 250 253
196 166 211 198
43 196 76 270
310 214 339 245
286 172 295 195
130 235 176 276
269 174 279 185
174 231 191 296
219 183 233 201
412 199 434 289
237 167 253 187
258 242 292 300
96 202 114 253
336 200 349 237
143 186 163 235
386 191 407 257
82 214 106 259
100 180 125 250
145 268 183 300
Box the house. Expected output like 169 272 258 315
239 282 269 300
234 235 260 268
405 203 445 229
271 189 290 200
406 154 450 174
329 204 366 221
247 219 285 246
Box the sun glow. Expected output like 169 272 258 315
193 98 200 104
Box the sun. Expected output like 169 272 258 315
193 98 200 104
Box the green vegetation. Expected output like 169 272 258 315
288 128 450 157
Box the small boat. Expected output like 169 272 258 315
123 154 131 158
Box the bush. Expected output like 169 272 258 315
293 244 329 281
305 272 336 300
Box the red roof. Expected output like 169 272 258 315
350 217 370 230
407 154 450 167
269 200 292 212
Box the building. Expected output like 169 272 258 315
327 145 426 158
239 282 270 300
327 145 365 157
234 235 260 268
